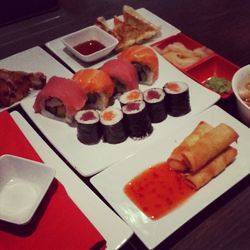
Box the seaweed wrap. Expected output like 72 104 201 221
143 88 167 123
163 81 191 117
100 107 127 144
122 100 153 139
75 109 102 145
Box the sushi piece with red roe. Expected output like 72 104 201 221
143 88 167 123
73 68 114 110
100 59 139 95
122 100 153 139
100 107 127 144
163 81 191 117
75 109 102 145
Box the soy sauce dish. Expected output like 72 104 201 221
0 155 55 225
62 25 119 63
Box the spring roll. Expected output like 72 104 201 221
184 147 237 189
182 123 239 173
167 121 213 171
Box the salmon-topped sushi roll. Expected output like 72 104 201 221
100 59 139 95
73 68 114 110
118 45 159 85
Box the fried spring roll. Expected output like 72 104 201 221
184 147 237 189
182 123 239 173
167 121 213 171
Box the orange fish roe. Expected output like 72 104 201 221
102 111 115 121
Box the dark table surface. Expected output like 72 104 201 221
1 1 249 249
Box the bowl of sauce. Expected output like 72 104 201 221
62 25 118 63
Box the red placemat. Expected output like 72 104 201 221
0 111 106 250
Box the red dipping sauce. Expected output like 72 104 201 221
74 40 105 55
124 162 195 220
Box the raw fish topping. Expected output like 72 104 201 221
146 89 161 100
81 111 97 121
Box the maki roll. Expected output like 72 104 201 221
143 88 168 123
118 45 159 85
122 100 153 139
100 59 139 95
75 109 102 145
119 89 143 106
163 81 191 117
100 107 127 144
72 68 114 110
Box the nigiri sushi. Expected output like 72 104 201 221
73 68 114 110
118 45 159 85
33 76 87 123
100 59 139 95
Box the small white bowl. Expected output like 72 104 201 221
232 64 250 127
62 25 118 63
0 155 55 225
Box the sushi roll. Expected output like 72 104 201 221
33 76 87 123
75 109 102 145
72 68 114 110
119 89 143 106
118 45 159 85
163 81 191 117
100 59 139 95
143 88 168 123
122 100 153 139
100 107 127 144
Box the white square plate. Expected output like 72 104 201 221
20 52 220 177
10 111 133 250
45 8 181 72
0 46 72 112
90 105 250 249
0 154 55 225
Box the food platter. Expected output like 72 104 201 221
10 111 133 250
20 49 220 177
0 46 72 112
45 8 181 72
90 105 250 249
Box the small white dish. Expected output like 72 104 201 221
62 25 118 63
0 154 55 225
232 64 250 127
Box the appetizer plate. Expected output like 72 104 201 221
10 111 133 250
0 154 55 225
45 8 181 72
0 46 72 112
21 54 220 177
90 105 250 249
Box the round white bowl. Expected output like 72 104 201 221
232 64 250 127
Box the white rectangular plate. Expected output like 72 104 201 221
90 105 250 249
0 46 72 112
45 8 181 72
10 111 133 250
21 51 220 177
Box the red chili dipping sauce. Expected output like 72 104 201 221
124 162 195 220
74 40 105 55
